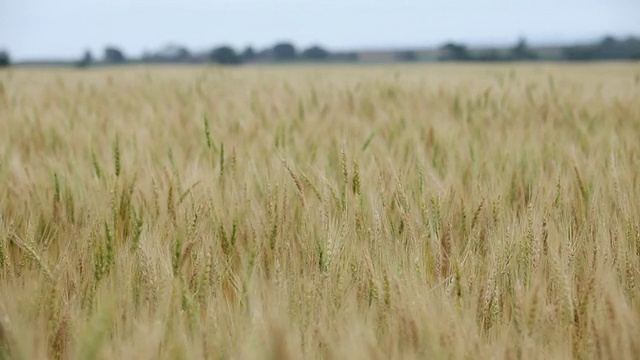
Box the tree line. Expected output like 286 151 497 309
75 42 336 67
436 36 640 62
1 35 639 68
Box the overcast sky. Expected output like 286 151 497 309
1 0 639 60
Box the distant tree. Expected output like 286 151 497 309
561 35 640 61
273 42 297 61
440 43 470 61
254 47 274 61
302 46 330 61
397 50 418 62
77 50 93 68
172 46 191 62
0 50 10 67
591 37 617 60
476 50 504 62
241 46 256 62
511 38 538 60
562 45 596 61
593 35 639 60
104 46 126 63
140 44 192 63
141 51 154 61
600 36 616 49
210 46 242 65
168 45 191 62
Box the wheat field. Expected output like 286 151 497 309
0 63 639 359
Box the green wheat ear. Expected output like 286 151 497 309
219 142 225 178
91 151 102 179
352 160 360 196
0 230 4 270
204 114 213 149
53 172 61 203
362 132 375 151
113 136 121 177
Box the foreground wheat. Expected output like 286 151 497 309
0 64 639 359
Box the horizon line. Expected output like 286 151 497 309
4 32 639 63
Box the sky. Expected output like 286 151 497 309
1 0 639 60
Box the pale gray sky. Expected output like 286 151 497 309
1 0 639 60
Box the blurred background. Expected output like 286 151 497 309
1 0 639 67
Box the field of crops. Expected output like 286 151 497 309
0 64 639 359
